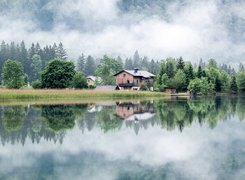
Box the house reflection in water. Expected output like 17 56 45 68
115 101 155 121
115 101 156 134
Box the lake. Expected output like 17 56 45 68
0 96 244 180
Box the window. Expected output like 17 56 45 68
136 80 139 84
123 73 126 77
127 80 130 84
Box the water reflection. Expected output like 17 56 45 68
0 97 244 180
0 96 244 145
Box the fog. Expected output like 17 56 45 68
0 0 244 65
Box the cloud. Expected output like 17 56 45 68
0 0 244 66
0 116 244 180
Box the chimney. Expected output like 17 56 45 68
134 68 139 74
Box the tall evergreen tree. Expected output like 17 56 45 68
208 58 218 69
28 43 36 60
124 58 133 69
10 42 17 60
177 56 185 70
52 43 58 55
133 50 140 68
199 58 206 69
116 56 123 68
84 55 96 75
215 77 222 92
197 65 203 78
20 41 29 73
0 41 7 61
165 59 176 78
57 42 67 60
142 56 149 70
230 76 238 93
35 43 41 54
184 63 194 87
157 62 166 84
239 62 244 71
77 53 86 72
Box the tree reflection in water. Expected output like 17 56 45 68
0 96 244 145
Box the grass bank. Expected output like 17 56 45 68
0 89 172 104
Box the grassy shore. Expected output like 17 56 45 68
0 89 172 102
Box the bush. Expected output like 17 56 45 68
88 85 96 89
73 72 88 89
32 80 42 89
140 84 149 91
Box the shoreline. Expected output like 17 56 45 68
0 89 171 104
0 89 241 106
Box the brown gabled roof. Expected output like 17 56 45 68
114 70 155 78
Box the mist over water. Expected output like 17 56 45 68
0 97 244 179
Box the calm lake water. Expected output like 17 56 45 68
0 96 244 180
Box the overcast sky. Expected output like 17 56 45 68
0 0 244 66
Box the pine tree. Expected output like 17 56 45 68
215 77 222 92
35 43 41 54
124 58 133 69
230 76 238 93
197 65 202 78
142 56 149 70
116 56 123 68
0 41 7 61
199 58 206 69
84 55 96 75
77 53 86 72
10 42 17 60
52 43 58 55
28 43 36 59
184 63 194 86
239 63 244 72
133 50 140 68
149 59 155 73
157 62 166 84
166 59 175 78
177 56 185 70
57 42 67 60
20 41 29 73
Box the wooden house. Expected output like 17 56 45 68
114 68 155 91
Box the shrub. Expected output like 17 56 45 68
32 80 42 89
88 85 96 89
140 84 149 91
73 72 88 89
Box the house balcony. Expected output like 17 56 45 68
118 83 139 87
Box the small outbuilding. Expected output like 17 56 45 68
87 76 102 86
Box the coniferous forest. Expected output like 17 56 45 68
0 40 245 94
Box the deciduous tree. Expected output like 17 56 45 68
2 59 25 89
41 58 75 88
